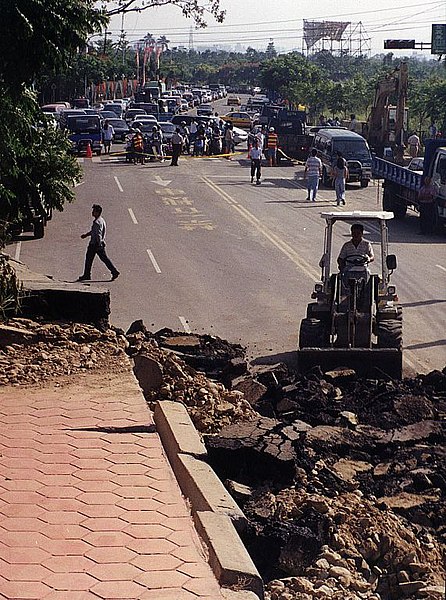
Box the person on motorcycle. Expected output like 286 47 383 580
150 125 164 161
337 223 374 271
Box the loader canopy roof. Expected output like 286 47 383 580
321 211 394 223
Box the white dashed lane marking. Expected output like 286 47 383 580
114 176 124 193
146 249 161 274
128 208 138 224
179 316 191 333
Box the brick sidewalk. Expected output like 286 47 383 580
0 368 224 599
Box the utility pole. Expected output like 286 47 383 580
103 30 109 55
121 13 126 65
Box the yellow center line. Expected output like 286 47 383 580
201 176 320 282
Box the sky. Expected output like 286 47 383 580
105 0 446 57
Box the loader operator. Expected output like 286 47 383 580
337 223 374 271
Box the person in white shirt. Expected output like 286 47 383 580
348 114 358 132
337 223 374 271
102 120 115 155
407 132 420 158
304 149 322 201
250 138 263 184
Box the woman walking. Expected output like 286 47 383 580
332 152 349 206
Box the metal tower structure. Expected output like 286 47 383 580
302 20 371 57
189 26 194 51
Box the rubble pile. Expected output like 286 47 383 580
125 322 256 433
0 318 127 385
0 317 444 598
205 365 446 599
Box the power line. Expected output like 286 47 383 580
105 0 444 33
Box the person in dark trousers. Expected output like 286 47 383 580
417 176 438 234
78 205 119 281
170 128 184 166
249 138 262 184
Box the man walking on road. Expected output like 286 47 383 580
250 138 262 184
78 205 119 282
266 127 279 166
304 148 322 201
171 128 184 166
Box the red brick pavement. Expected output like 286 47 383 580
0 369 224 599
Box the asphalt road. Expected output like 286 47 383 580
14 97 446 375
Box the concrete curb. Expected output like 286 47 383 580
195 511 264 600
153 400 264 600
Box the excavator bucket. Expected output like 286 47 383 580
298 348 403 379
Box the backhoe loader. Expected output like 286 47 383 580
298 211 403 379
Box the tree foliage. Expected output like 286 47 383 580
0 0 103 228
0 0 107 91
104 0 225 27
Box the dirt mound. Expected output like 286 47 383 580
0 319 128 386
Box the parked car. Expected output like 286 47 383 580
131 116 159 131
227 96 241 106
232 126 249 145
221 111 253 129
125 108 147 124
159 121 176 142
197 104 213 117
103 103 124 118
100 110 120 121
107 118 130 142
130 120 159 134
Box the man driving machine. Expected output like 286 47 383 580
337 223 374 270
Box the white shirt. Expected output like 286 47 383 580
102 125 114 141
250 147 262 160
305 156 322 176
338 239 374 262
408 134 420 146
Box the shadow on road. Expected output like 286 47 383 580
406 339 446 350
402 299 446 308
251 350 298 370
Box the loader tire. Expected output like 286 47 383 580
299 318 327 349
377 319 402 349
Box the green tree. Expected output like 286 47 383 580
0 0 105 230
105 0 225 27
0 1 107 92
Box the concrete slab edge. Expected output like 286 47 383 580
195 511 264 600
154 400 207 462
153 400 263 600
176 453 246 532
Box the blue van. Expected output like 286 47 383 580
66 115 103 155
312 129 372 188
